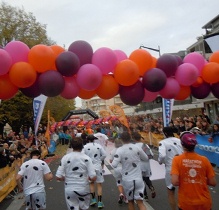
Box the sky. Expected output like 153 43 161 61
2 0 219 107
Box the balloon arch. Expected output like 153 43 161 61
1 40 219 105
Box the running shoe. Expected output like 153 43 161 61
118 193 124 204
144 195 149 202
98 201 104 208
151 188 156 198
90 198 97 206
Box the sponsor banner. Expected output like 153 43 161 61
0 162 17 202
195 134 219 166
162 99 174 127
33 95 47 135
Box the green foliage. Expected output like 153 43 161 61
0 2 76 133
0 2 55 47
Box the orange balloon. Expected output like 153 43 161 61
28 44 55 73
114 59 139 86
174 85 191 100
129 49 153 76
192 76 203 87
201 62 219 84
0 74 18 100
78 89 96 99
9 62 37 88
209 51 219 64
96 75 119 99
50 45 65 70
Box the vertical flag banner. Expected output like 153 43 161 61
162 98 174 127
33 94 48 135
204 33 219 53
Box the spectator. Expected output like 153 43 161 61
201 118 212 135
0 147 8 168
171 131 216 210
208 123 219 143
16 150 53 210
56 137 96 210
158 127 183 210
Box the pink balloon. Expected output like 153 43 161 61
92 47 117 74
113 50 128 63
76 64 102 91
159 78 180 99
143 89 158 102
0 49 12 75
61 76 80 99
4 41 30 64
183 52 205 75
175 63 199 86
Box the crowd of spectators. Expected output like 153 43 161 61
1 112 219 170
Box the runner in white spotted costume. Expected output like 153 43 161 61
16 149 53 210
158 127 183 210
112 131 148 210
56 137 96 210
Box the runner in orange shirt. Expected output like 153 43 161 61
171 131 216 210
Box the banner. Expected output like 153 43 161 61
195 134 219 167
33 94 47 135
162 99 174 127
0 162 17 202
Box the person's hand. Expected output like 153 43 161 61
208 137 213 143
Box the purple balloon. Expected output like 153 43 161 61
20 76 41 98
119 81 145 106
38 70 65 97
211 82 219 99
156 54 178 77
175 55 183 66
191 82 211 99
68 40 93 66
142 68 167 92
56 51 80 76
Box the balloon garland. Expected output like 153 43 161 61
1 40 219 106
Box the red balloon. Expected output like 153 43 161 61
174 85 191 100
9 62 37 88
0 74 18 100
96 75 119 99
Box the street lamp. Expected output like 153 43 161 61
139 45 161 57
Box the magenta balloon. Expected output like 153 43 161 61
142 68 167 92
56 51 80 76
156 54 178 77
38 70 65 97
68 40 93 66
61 77 80 99
211 82 219 99
4 41 30 64
20 76 41 98
113 50 128 63
159 78 180 99
175 63 199 86
119 81 145 106
143 89 158 102
0 49 12 75
92 47 117 74
183 52 205 75
76 64 102 91
191 82 211 99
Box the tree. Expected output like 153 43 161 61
0 2 55 47
0 3 76 134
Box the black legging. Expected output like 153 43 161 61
142 176 153 195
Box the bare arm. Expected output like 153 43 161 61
171 174 179 186
44 172 53 181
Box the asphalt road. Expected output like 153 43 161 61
1 146 219 210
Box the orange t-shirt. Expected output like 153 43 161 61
171 152 215 210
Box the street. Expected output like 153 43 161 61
1 141 219 210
